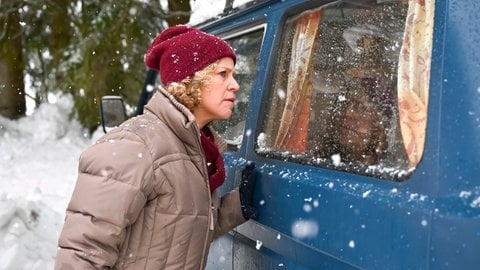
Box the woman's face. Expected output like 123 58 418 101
193 57 240 128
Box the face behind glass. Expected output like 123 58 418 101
335 90 383 160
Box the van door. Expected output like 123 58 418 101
204 24 266 270
231 0 434 269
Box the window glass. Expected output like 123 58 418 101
212 28 264 149
257 0 433 180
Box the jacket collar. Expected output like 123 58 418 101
144 87 200 150
144 87 228 152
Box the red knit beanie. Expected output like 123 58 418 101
145 25 237 86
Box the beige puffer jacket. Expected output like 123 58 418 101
55 88 246 269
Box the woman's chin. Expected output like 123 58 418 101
221 110 233 119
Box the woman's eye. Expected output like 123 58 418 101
218 71 227 77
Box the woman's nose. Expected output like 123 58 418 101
230 78 240 92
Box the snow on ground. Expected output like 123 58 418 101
0 95 102 269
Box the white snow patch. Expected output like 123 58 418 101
291 220 319 239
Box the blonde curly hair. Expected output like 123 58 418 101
165 61 218 111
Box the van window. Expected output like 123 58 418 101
212 28 265 149
257 0 434 180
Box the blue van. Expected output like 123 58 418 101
101 0 480 269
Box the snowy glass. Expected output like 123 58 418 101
257 0 416 181
212 28 264 149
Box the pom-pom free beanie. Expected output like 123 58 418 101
145 25 236 86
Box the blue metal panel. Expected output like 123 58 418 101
438 0 480 194
429 0 480 269
241 158 433 269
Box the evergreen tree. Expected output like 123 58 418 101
0 0 192 133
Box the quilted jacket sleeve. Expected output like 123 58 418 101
212 188 247 239
55 135 153 269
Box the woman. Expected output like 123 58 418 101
55 25 257 269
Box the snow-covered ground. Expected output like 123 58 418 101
0 95 101 269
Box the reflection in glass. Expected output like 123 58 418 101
257 0 420 180
212 28 264 149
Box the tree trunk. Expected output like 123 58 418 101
0 9 26 119
166 0 191 26
49 0 72 86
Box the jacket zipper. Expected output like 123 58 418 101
210 206 214 230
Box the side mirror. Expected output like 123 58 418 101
100 96 127 133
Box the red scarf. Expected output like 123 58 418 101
200 127 225 192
